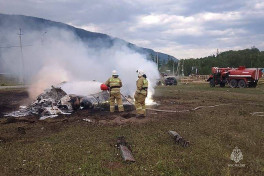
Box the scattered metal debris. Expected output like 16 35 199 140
83 118 93 123
4 108 31 117
117 136 135 162
40 115 59 120
250 112 264 117
168 131 190 148
5 85 134 119
5 86 68 118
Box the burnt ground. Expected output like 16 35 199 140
0 88 31 117
0 88 136 120
0 88 154 127
0 85 264 176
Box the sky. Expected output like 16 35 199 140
0 0 264 59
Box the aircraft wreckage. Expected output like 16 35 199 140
5 85 135 120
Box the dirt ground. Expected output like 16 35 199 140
0 84 263 175
0 88 31 117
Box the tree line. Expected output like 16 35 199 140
176 47 264 76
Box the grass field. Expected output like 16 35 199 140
0 75 20 86
0 83 263 176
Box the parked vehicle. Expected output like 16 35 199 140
164 76 177 86
207 66 263 88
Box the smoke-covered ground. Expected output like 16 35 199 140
0 27 160 100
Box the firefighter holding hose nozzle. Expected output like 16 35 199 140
105 70 124 113
134 70 148 118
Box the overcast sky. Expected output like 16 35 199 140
1 0 264 58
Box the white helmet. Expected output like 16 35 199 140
137 70 144 77
112 70 118 76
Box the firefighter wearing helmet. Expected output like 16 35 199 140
134 70 148 117
105 70 124 112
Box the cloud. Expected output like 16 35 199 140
0 0 264 58
255 2 264 9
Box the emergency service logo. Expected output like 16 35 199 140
228 147 245 167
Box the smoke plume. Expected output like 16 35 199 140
0 26 160 100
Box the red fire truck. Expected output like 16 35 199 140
207 66 263 88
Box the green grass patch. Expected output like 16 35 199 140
0 84 263 175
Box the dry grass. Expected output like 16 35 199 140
0 83 263 176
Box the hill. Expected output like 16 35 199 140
0 14 177 63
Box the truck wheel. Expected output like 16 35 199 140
229 79 237 88
220 83 225 87
249 82 257 88
209 79 215 87
252 82 257 88
238 80 246 88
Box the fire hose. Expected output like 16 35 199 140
101 84 233 113
121 93 134 105
121 93 232 113
146 104 232 113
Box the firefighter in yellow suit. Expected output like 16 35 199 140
105 70 124 112
134 70 148 117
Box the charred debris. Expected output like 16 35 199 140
5 85 134 119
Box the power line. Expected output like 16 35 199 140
0 30 47 49
0 44 33 49
18 28 25 85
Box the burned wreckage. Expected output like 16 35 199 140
5 85 134 120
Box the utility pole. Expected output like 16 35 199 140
176 60 181 76
156 52 159 70
41 31 47 45
18 28 25 84
173 61 175 75
181 60 184 76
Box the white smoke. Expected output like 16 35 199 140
0 27 160 101
61 81 102 96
